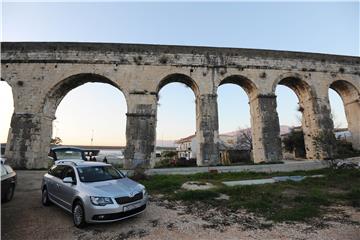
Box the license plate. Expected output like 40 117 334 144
123 202 142 212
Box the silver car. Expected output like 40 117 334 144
41 159 148 228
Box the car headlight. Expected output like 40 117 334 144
90 196 113 206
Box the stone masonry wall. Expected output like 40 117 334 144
1 42 359 169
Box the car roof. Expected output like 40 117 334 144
55 159 110 167
77 161 110 167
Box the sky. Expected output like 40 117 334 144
1 1 359 146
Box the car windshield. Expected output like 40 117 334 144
56 150 83 160
76 166 124 182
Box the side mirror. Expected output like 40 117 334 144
121 170 128 178
63 177 75 184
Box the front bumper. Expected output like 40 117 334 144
84 195 148 223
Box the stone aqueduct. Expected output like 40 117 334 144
1 42 359 169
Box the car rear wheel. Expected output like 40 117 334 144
4 184 15 202
42 187 51 206
73 201 86 228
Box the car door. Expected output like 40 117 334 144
46 165 56 198
58 166 77 211
47 165 66 205
1 165 10 199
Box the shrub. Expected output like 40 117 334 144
154 158 173 168
282 129 306 158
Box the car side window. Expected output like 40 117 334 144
48 165 57 176
49 165 65 179
1 165 7 177
63 166 76 182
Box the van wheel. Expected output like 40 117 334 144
73 201 86 228
42 187 51 206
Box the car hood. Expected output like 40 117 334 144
82 178 144 198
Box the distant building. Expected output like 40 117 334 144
219 134 237 145
175 133 251 163
175 134 196 160
334 128 351 141
218 134 252 165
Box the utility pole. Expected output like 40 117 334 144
91 129 94 146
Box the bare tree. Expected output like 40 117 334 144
236 127 252 150
295 113 302 126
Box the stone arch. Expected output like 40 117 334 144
276 76 313 159
216 75 258 163
34 73 128 168
156 73 200 98
273 73 314 101
274 74 330 159
329 80 360 150
272 72 305 93
329 80 359 105
218 75 259 99
42 73 127 117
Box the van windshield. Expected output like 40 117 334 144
56 150 83 160
76 166 124 182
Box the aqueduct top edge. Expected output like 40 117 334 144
1 42 359 64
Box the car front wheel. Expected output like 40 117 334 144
73 201 86 228
4 184 15 202
42 187 51 206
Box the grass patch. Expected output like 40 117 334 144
139 168 329 194
174 190 220 202
138 168 360 222
347 188 360 208
271 204 321 222
139 175 185 194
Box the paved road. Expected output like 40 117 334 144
146 159 327 175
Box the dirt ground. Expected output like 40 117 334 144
1 170 360 240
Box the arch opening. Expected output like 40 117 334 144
156 81 196 167
43 74 127 165
329 80 360 151
275 77 313 160
0 81 14 157
328 89 348 129
217 83 253 165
